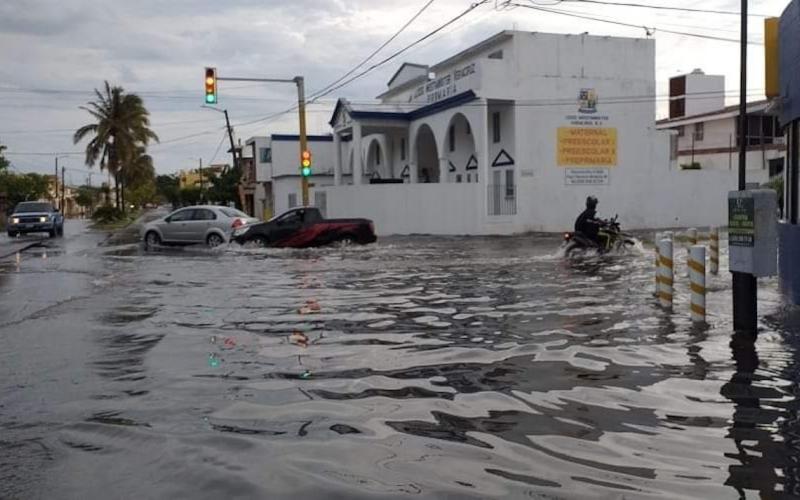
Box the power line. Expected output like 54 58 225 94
512 3 764 45
308 0 438 100
560 0 770 17
207 132 228 165
230 0 491 131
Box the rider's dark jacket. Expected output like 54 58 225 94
574 208 601 241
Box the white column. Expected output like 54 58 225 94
353 122 363 185
438 157 449 183
409 126 418 184
333 132 342 186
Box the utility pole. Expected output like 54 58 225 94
61 166 65 216
295 76 309 206
211 73 309 206
732 0 757 332
223 110 239 171
199 158 204 202
54 157 59 210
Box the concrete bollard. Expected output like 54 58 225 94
688 245 706 323
654 232 661 297
658 239 674 310
709 227 720 275
687 228 698 246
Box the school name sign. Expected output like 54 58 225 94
556 127 617 167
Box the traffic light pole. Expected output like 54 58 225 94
295 76 309 206
215 75 310 206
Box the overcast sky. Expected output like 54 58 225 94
0 0 790 182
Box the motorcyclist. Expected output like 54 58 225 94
574 196 608 249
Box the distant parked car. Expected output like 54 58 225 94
232 207 377 248
7 201 64 238
141 205 259 248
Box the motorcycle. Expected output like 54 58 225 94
562 214 636 256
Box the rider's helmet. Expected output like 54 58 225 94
586 196 598 210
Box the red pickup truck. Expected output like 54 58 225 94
231 207 377 248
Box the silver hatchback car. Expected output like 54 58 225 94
141 205 259 248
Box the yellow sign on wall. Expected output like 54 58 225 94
557 127 617 167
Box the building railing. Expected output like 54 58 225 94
487 184 516 216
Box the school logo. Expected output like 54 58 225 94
578 88 598 114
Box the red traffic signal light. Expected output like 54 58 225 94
204 67 217 104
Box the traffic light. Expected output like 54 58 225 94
204 67 217 104
301 150 312 177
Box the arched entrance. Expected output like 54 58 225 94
444 112 476 183
365 138 386 180
415 124 439 183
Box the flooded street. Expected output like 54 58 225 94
1 222 799 499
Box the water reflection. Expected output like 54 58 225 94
5 235 800 499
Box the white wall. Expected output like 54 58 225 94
323 183 483 235
247 137 272 182
684 73 725 116
271 138 334 177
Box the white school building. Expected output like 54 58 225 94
315 31 746 235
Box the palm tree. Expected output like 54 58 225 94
73 81 158 212
121 145 156 189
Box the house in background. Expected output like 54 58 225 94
656 70 785 186
245 134 336 220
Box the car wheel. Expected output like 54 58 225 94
250 235 268 248
339 234 356 246
58 225 64 237
145 231 161 248
48 229 56 238
207 233 225 248
7 231 17 238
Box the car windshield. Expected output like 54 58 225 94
220 208 249 218
14 202 52 213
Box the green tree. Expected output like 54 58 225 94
75 185 103 214
0 142 9 172
73 81 159 213
127 180 157 208
0 172 50 209
179 186 202 205
121 145 156 191
155 174 180 206
207 164 242 209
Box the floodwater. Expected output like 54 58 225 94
1 223 799 499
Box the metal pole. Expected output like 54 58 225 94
61 166 65 215
296 76 309 206
54 157 59 210
199 158 203 202
733 0 758 333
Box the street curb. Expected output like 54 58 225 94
0 241 44 260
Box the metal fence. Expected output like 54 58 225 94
487 184 516 216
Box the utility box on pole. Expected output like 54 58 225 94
729 189 778 277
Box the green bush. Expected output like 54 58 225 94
91 205 125 223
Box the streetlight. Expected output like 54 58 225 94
201 105 239 171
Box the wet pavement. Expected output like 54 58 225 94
1 222 799 499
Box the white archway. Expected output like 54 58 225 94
365 137 388 180
443 112 477 183
413 123 440 183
